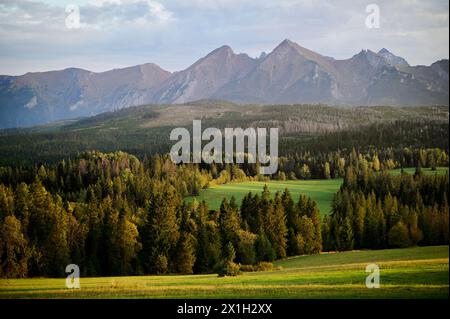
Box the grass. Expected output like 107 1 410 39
187 180 342 214
0 246 447 299
187 167 448 214
388 166 449 176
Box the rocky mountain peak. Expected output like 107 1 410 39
377 48 409 66
0 40 447 128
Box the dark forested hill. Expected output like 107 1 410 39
0 102 447 165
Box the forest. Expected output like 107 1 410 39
0 104 448 166
0 147 448 278
0 102 448 279
323 166 449 251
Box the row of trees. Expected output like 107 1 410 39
0 151 322 278
1 148 447 186
323 166 449 251
1 107 447 167
0 177 321 278
275 147 448 180
0 150 448 278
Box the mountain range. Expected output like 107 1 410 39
0 39 448 128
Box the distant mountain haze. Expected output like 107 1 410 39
0 39 448 128
0 63 170 128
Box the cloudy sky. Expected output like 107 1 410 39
0 0 448 75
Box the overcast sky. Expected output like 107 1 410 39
0 0 448 75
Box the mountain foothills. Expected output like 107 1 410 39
0 103 447 165
1 39 448 128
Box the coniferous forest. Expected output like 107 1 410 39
0 104 448 279
0 147 448 278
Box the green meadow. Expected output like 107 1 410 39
1 168 447 299
0 246 447 299
187 179 342 214
187 167 448 214
388 166 449 176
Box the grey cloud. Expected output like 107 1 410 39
0 0 448 75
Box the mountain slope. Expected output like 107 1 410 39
0 40 448 128
0 64 171 128
213 39 339 104
153 45 257 104
214 42 449 106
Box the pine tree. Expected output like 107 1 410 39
175 233 196 274
297 216 315 254
408 212 423 246
353 194 366 248
194 205 222 273
43 196 69 277
255 232 276 262
282 188 296 230
388 221 410 248
339 217 354 251
236 230 257 265
265 192 287 258
218 198 241 248
0 216 30 278
372 154 381 171
118 214 141 275
0 184 14 219
141 183 180 273
324 162 331 179
216 242 240 277
14 183 31 233
306 198 322 253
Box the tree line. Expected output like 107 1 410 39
0 150 448 278
323 166 449 251
0 151 321 278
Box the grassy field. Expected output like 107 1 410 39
187 179 342 214
187 167 448 214
388 166 448 176
0 246 447 299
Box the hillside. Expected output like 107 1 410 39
0 64 171 128
0 103 448 165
